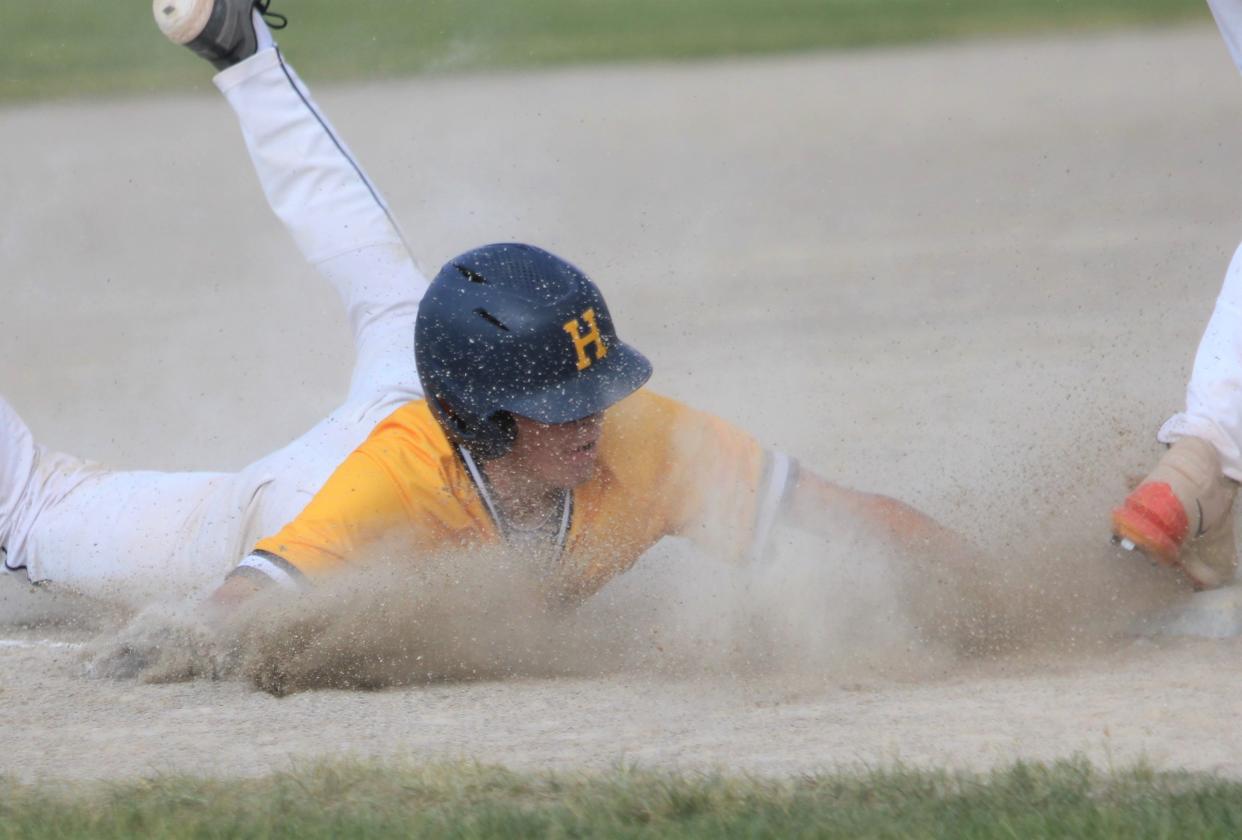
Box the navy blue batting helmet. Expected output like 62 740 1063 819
415 243 653 459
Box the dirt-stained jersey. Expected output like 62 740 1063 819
235 389 795 603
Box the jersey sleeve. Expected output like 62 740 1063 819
623 392 798 564
238 414 462 586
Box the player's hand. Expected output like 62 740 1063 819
83 604 233 683
205 573 268 620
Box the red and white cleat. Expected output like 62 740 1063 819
1112 436 1239 589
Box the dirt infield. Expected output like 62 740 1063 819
4 24 1242 781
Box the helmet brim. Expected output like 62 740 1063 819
500 340 653 425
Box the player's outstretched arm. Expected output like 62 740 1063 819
206 572 268 615
781 467 1008 652
783 468 974 558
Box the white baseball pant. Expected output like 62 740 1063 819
1157 0 1242 480
0 46 427 605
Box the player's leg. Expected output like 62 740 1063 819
8 4 425 604
181 2 429 408
0 397 37 571
1112 243 1242 589
157 1 431 541
1208 0 1242 74
0 394 240 604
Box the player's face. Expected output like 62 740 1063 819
510 412 605 489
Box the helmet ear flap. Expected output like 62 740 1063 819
430 394 471 440
431 396 517 461
483 411 518 460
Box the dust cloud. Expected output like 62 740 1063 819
79 531 955 695
81 418 1187 698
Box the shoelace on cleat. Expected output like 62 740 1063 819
255 0 288 30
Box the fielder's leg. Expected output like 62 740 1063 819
1110 3 1242 590
1112 243 1242 589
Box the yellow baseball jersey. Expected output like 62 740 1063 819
238 390 795 603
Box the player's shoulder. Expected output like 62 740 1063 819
605 388 690 428
605 388 719 442
598 388 703 468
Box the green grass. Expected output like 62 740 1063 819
3 758 1242 838
0 0 1206 103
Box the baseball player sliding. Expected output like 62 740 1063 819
0 0 973 624
1112 0 1242 592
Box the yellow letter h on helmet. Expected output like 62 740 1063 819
563 308 608 371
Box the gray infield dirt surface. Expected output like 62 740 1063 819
5 25 1242 781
